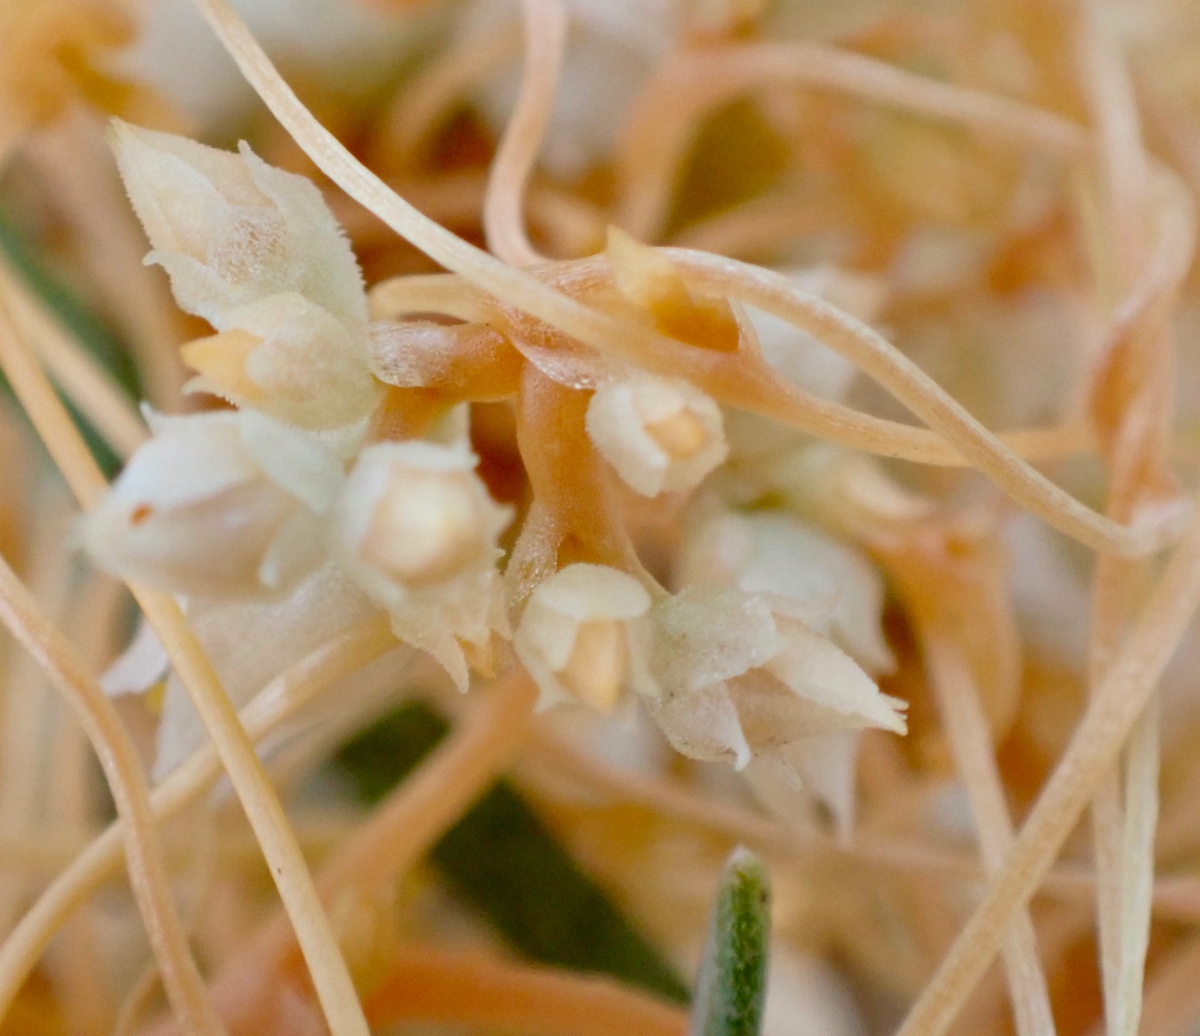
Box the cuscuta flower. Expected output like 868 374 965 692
86 120 910 829
331 439 513 692
110 119 379 430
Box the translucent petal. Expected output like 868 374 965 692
678 509 894 674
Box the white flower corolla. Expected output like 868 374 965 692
513 563 651 711
110 119 367 329
81 409 349 598
629 587 906 771
677 509 894 675
331 441 512 691
182 293 379 430
586 373 727 497
111 121 378 430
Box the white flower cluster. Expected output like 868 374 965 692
89 123 512 717
88 124 906 829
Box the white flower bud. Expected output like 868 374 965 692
678 510 894 675
81 410 338 598
109 120 367 331
586 373 727 497
630 587 905 772
332 441 512 690
182 293 379 430
514 563 651 712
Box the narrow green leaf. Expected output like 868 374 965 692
690 847 772 1036
332 701 691 1004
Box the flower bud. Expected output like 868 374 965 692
514 563 651 711
586 373 727 496
332 441 512 691
629 586 905 774
182 293 379 430
109 120 367 330
81 410 339 598
678 509 893 674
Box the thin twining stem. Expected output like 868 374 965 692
364 946 687 1036
373 21 523 172
519 725 1200 924
0 555 225 1036
922 635 1056 1036
894 504 1200 1036
663 249 1189 556
160 668 537 1036
612 39 1194 370
188 0 1176 560
0 616 400 1028
1078 11 1175 1036
0 261 147 459
614 40 1089 242
367 267 1094 470
483 0 566 267
0 269 371 1036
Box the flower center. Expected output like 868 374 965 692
557 620 627 712
645 408 707 460
362 469 484 587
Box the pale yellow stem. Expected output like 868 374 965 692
1078 12 1176 1036
482 0 566 266
663 249 1187 556
0 486 75 934
0 262 147 459
895 506 1200 1036
0 259 370 1036
0 556 225 1036
168 668 537 1036
522 725 1200 923
188 0 1174 559
922 635 1056 1036
614 41 1088 242
373 23 522 171
0 616 397 1027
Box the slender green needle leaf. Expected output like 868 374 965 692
690 847 771 1036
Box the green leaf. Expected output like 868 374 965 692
332 701 691 1004
690 847 772 1036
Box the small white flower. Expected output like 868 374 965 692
81 409 344 598
513 563 651 711
110 120 367 330
678 509 894 674
586 373 727 497
182 293 379 430
111 121 378 430
331 441 512 690
629 586 905 770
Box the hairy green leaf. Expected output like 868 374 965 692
690 847 771 1036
